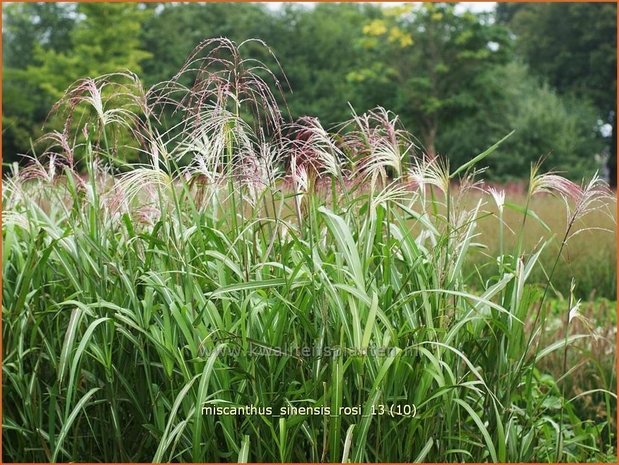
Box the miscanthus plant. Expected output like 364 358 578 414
2 38 616 462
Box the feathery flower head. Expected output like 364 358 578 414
284 116 344 180
529 172 582 201
487 187 506 213
344 106 414 184
407 155 450 195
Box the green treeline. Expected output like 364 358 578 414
2 2 616 182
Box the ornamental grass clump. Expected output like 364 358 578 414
2 38 616 463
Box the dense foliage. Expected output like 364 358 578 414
2 38 616 462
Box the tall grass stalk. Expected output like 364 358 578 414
2 38 616 463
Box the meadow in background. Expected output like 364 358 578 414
2 34 616 463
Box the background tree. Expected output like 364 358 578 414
269 3 379 126
439 61 604 180
2 3 75 70
497 2 617 185
28 3 152 100
2 3 76 162
350 3 512 159
2 3 151 163
140 3 274 87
